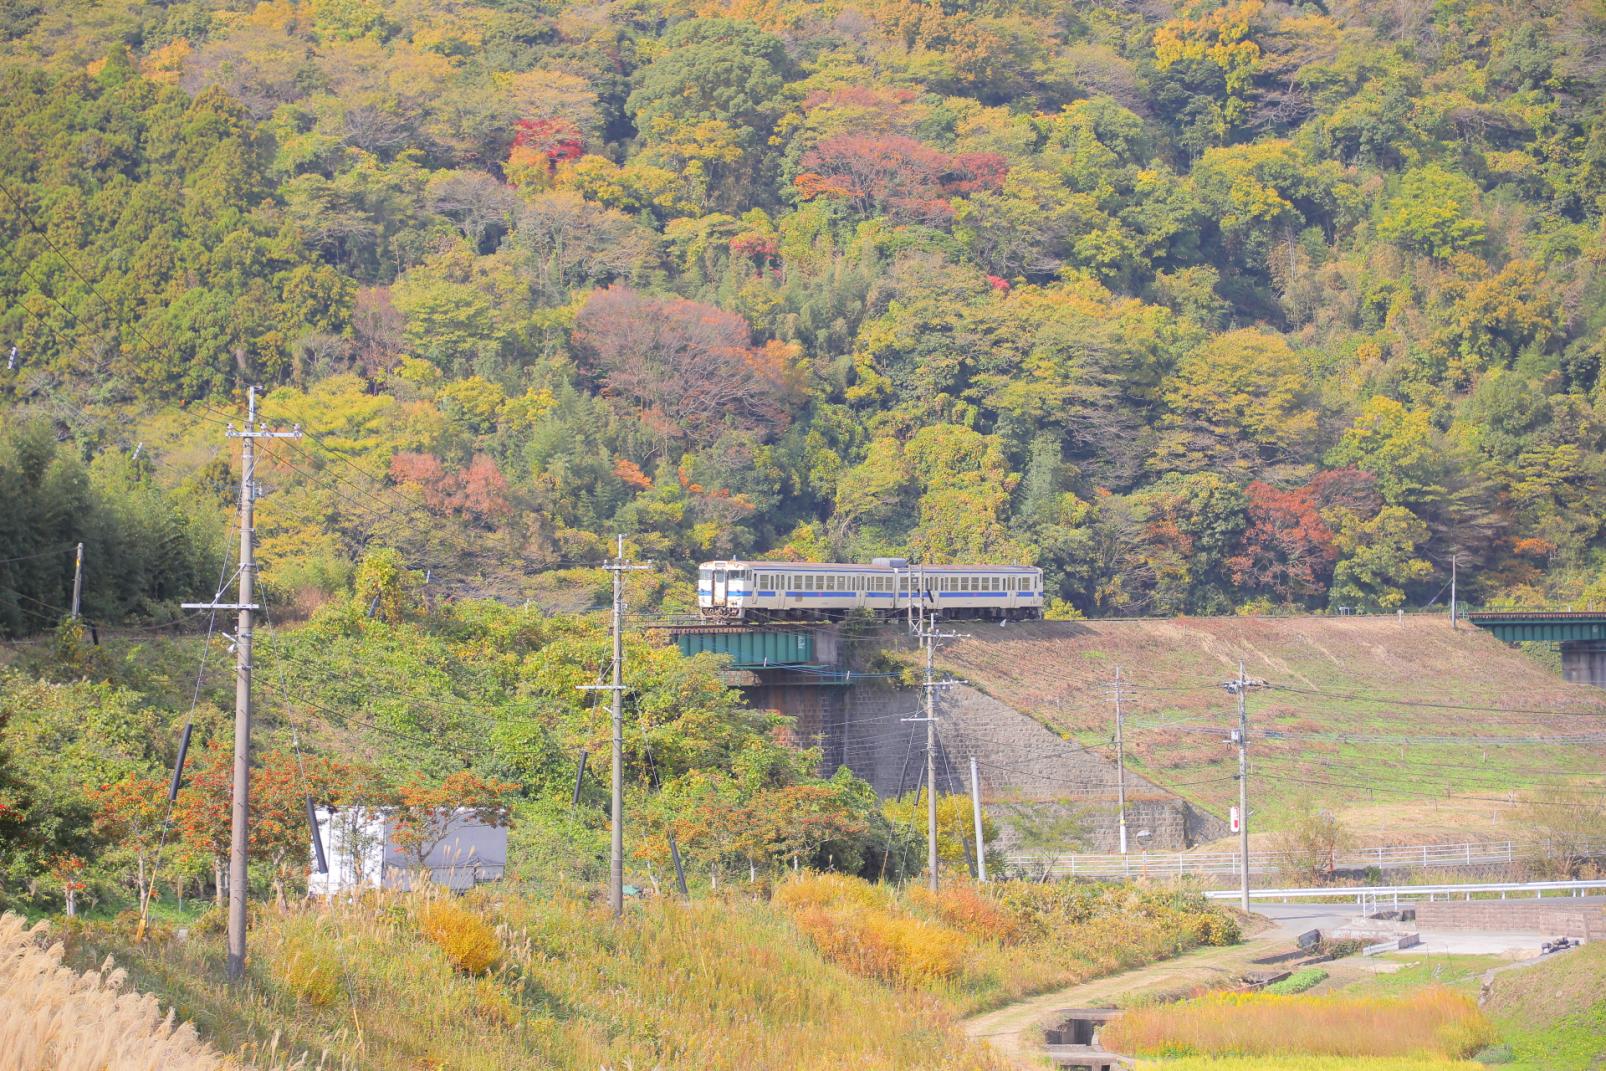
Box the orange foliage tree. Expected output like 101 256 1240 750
1226 480 1338 603
389 770 518 875
87 774 168 908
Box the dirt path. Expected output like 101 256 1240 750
963 938 1287 1068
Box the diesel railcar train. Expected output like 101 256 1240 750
696 558 1044 621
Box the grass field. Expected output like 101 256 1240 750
61 885 1006 1071
1482 943 1606 1070
933 617 1606 825
47 876 1238 1071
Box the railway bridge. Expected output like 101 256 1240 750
1465 611 1606 686
664 622 1224 852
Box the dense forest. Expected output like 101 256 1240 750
3 0 1606 628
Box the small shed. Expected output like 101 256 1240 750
309 806 508 896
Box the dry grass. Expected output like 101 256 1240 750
773 875 1240 1014
0 911 230 1071
63 887 1009 1071
1103 988 1497 1060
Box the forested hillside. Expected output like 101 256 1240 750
3 0 1606 625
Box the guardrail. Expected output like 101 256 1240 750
1004 840 1590 879
1202 878 1606 909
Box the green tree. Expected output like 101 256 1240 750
1377 165 1485 259
1328 506 1433 610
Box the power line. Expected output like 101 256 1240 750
1266 683 1606 718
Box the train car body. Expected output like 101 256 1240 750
696 558 1044 621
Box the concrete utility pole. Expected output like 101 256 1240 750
582 536 649 918
1223 661 1265 915
70 542 83 620
969 755 987 883
185 387 299 981
1114 666 1129 856
1450 553 1458 629
909 619 959 892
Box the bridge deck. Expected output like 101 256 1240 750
1465 611 1606 644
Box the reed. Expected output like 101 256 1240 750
0 911 230 1071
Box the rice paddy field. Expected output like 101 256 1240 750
1123 944 1606 1071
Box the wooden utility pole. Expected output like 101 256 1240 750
185 387 298 981
1114 666 1129 856
70 542 83 619
582 536 648 918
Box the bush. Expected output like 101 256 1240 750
418 899 503 975
906 882 1022 943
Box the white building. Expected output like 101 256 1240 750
309 806 508 896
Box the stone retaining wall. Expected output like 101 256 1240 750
1414 899 1606 938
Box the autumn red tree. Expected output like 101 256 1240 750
1227 481 1339 603
48 853 88 916
573 286 797 446
389 452 512 522
513 117 584 167
795 134 1006 223
252 749 355 907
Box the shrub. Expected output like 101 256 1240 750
787 903 965 987
772 872 890 913
906 882 1022 943
418 899 503 975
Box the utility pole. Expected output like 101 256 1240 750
185 387 298 982
70 542 83 619
1223 661 1265 915
581 536 649 918
908 618 959 892
1114 666 1129 856
1450 553 1458 629
969 755 987 883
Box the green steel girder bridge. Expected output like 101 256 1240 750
1465 611 1606 686
669 625 856 683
